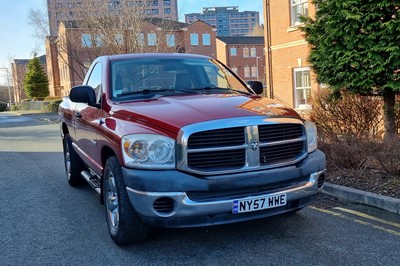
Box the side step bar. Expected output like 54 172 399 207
81 170 101 194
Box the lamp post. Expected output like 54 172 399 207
0 67 13 111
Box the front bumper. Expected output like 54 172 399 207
123 150 326 228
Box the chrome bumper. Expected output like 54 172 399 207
126 169 326 227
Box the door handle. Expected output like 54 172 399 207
75 112 82 118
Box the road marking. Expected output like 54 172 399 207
333 207 400 229
310 206 400 237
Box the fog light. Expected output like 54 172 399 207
153 197 175 214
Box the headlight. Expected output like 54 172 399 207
305 121 318 153
122 134 175 169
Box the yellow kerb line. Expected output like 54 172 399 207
310 206 400 237
333 207 400 229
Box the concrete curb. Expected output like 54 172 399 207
322 183 400 214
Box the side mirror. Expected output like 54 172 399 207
247 81 264 95
70 85 96 105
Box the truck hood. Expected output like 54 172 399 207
111 93 301 135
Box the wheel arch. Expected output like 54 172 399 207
100 145 119 204
61 122 69 139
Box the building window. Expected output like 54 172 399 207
202 33 210 46
152 9 159 14
115 33 124 45
163 0 170 6
244 66 250 77
251 66 258 78
166 34 175 47
190 33 199 45
109 1 120 9
243 48 249 58
230 47 237 56
95 34 104 47
138 33 144 45
231 67 238 74
148 33 157 46
152 0 158 6
291 0 308 26
82 34 92 47
293 67 311 108
164 8 171 14
250 48 257 57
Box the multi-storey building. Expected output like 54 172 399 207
216 36 265 85
264 0 317 110
185 6 260 37
47 0 179 36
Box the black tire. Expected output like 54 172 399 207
103 156 150 245
63 134 86 187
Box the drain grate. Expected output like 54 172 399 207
312 194 348 209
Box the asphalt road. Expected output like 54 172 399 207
0 112 399 266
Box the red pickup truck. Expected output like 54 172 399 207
59 53 326 245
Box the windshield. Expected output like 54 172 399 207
110 57 250 100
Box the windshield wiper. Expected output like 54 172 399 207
193 86 252 95
118 88 207 97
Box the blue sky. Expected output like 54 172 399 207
0 0 263 84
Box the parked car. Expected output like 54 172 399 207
59 53 326 245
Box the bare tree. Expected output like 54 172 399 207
30 0 184 90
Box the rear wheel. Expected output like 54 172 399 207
63 134 85 186
103 156 149 245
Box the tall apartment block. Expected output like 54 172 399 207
47 0 179 36
185 6 260 36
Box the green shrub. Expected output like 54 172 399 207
41 99 62 113
0 101 7 112
11 105 19 111
44 96 62 101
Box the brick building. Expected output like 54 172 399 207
47 19 217 97
47 0 179 36
185 6 260 37
216 36 265 85
264 0 317 109
11 55 47 104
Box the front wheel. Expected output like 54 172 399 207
103 156 150 245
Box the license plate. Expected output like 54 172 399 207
232 193 287 214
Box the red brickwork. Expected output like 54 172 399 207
264 0 318 108
183 21 217 57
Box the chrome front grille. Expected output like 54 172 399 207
260 142 305 165
177 117 307 176
188 149 246 170
188 127 245 149
258 124 303 142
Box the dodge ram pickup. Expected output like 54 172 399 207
59 53 326 245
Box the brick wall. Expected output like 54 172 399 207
264 0 318 108
183 21 217 57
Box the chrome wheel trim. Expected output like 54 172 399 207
105 170 119 232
